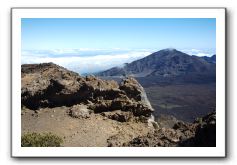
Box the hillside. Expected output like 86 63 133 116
97 49 216 84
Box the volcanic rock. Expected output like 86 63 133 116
101 110 132 122
21 63 154 121
117 111 216 147
191 111 216 146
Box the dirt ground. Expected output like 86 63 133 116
21 107 152 147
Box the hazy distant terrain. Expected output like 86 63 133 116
145 83 216 122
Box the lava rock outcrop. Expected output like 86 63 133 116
118 111 216 147
21 63 154 121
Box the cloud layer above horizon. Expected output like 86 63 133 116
181 49 215 57
22 49 153 74
21 48 215 74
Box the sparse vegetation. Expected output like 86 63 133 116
21 132 63 147
196 117 203 124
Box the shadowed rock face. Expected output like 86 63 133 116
21 63 154 119
189 111 216 147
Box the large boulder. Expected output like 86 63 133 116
68 104 91 119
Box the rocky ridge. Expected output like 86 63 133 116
22 63 154 121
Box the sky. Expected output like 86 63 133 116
21 18 216 74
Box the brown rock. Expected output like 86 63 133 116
101 110 132 122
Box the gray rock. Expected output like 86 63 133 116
69 104 90 119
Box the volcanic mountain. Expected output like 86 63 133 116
96 49 216 84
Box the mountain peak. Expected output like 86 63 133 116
152 48 179 56
162 48 177 52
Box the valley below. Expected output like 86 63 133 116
145 83 216 123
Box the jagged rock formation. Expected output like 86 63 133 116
185 112 216 147
111 112 216 147
21 63 154 121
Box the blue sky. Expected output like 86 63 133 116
22 18 216 50
21 18 216 74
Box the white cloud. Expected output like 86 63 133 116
181 49 215 57
22 49 152 74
